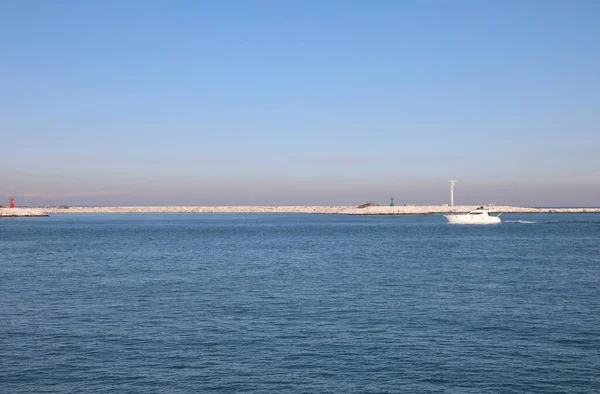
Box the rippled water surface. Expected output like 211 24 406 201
1 213 599 393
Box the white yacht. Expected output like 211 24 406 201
444 206 501 224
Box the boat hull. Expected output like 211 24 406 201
444 214 501 224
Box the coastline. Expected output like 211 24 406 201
3 206 600 217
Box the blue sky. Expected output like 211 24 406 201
1 0 598 206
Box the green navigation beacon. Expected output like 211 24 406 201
390 197 395 207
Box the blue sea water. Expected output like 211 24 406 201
1 213 599 393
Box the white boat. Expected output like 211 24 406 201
444 206 501 224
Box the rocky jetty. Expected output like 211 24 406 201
339 205 600 215
37 205 600 215
41 206 355 214
0 208 48 217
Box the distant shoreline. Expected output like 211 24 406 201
2 205 600 217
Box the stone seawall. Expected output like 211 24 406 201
0 208 48 217
339 206 600 215
3 206 599 217
40 206 355 214
34 205 600 215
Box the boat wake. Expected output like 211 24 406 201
505 220 600 225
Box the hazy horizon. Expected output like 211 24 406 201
3 176 599 207
1 1 598 207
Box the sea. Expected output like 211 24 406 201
1 213 599 393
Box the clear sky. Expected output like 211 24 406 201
1 0 599 206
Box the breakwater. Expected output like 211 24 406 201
0 208 48 217
6 205 596 216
